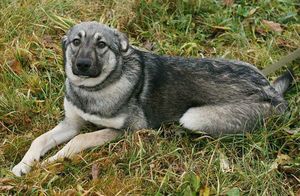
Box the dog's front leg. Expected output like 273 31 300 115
11 116 84 176
42 128 121 164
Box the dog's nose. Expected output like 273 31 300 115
76 58 92 72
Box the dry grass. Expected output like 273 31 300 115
0 0 300 195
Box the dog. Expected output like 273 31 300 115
12 21 293 176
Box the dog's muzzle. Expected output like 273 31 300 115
72 58 101 78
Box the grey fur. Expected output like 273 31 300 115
63 21 291 136
271 70 293 95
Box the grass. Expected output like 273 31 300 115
0 0 299 195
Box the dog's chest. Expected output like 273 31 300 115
66 79 133 117
65 99 127 129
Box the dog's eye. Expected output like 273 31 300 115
96 41 106 49
72 39 81 46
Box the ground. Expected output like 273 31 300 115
0 0 299 195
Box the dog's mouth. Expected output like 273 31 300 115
72 70 102 78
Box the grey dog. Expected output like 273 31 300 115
12 21 293 176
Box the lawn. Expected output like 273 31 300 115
0 0 299 195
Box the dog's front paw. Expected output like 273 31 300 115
11 162 31 176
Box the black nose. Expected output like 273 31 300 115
76 58 92 72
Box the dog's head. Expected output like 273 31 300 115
62 21 129 87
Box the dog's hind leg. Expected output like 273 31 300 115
42 128 121 164
179 102 274 136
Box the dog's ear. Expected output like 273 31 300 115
61 35 68 66
114 30 129 52
61 35 68 52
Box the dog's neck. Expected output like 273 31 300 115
65 50 143 117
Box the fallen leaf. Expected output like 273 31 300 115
43 35 56 49
226 187 240 196
200 185 210 196
270 154 292 170
91 164 99 180
223 0 234 6
220 152 231 173
0 178 13 184
63 189 77 196
249 8 258 16
262 20 283 33
0 185 14 191
77 184 84 192
8 60 23 75
43 35 54 44
278 164 300 175
255 27 267 36
284 128 300 135
277 154 292 165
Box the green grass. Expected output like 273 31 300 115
0 0 299 195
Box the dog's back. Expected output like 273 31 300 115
133 49 291 133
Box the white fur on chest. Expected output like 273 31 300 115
64 98 127 129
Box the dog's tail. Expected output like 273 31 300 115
271 69 294 95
